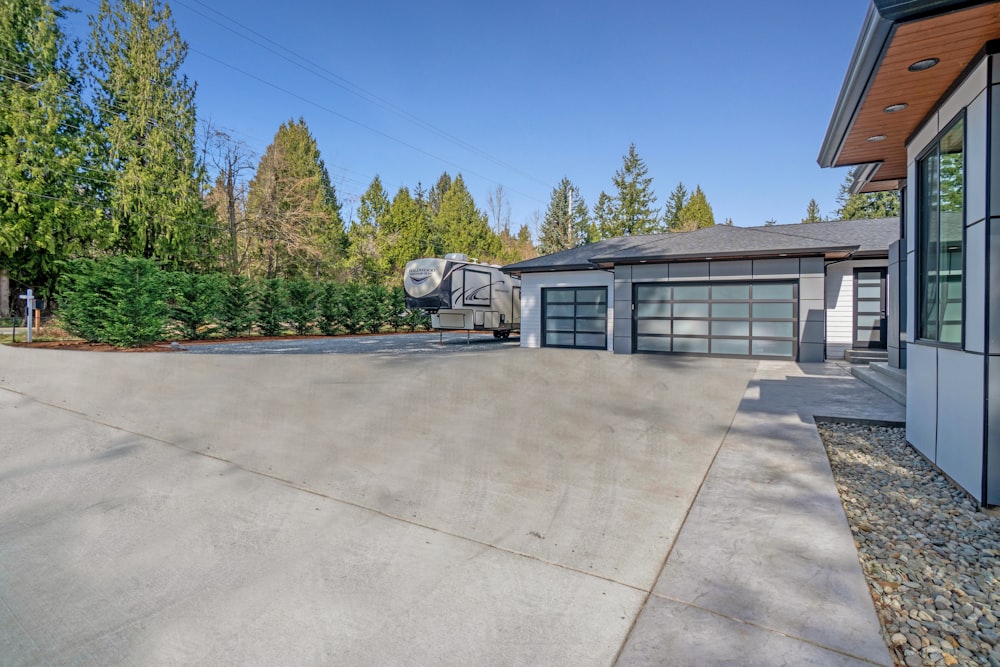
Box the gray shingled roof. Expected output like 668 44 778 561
502 218 899 273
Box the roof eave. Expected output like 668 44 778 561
588 246 859 265
501 263 600 275
818 4 895 170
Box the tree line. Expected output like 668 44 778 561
57 255 429 347
1 0 902 310
0 0 537 302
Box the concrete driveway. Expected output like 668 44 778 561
0 345 897 666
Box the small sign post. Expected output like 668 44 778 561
18 289 33 343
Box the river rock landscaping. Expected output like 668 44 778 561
819 423 1000 667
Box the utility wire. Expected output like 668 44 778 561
172 0 550 189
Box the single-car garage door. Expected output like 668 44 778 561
542 287 608 349
633 281 798 359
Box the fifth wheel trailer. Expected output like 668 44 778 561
403 254 520 337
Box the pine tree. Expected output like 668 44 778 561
245 118 344 278
802 198 822 223
612 143 660 236
428 172 452 217
664 182 688 231
835 171 900 220
595 144 660 238
345 175 390 284
537 178 591 254
87 0 212 267
677 185 715 230
0 0 98 295
592 191 617 240
379 187 434 284
433 174 499 261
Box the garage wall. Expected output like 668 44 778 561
519 270 614 350
825 258 889 361
611 257 826 361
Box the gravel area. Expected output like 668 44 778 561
819 423 1000 667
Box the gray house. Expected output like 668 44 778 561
503 218 899 362
818 0 1000 505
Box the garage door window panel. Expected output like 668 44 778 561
542 287 608 349
634 280 797 359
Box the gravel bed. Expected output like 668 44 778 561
819 423 1000 667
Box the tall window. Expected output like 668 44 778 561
918 117 964 344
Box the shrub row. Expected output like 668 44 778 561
56 257 430 347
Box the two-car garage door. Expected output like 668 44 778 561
634 282 798 359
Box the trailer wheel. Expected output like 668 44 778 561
501 330 510 339
493 330 503 339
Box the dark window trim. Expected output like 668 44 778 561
915 110 967 348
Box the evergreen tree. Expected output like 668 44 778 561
428 172 452 217
592 191 617 240
345 175 390 284
380 187 434 283
802 198 822 223
87 0 212 267
433 174 499 261
613 143 659 235
496 224 537 264
0 0 98 295
677 185 715 230
245 118 344 278
835 171 900 220
537 178 591 254
664 182 688 231
596 144 660 238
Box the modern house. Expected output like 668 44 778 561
502 218 898 362
818 0 1000 505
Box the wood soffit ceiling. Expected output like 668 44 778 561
836 3 1000 190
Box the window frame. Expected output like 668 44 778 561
541 286 608 350
915 111 967 348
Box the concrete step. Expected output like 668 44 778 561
869 361 906 384
844 349 889 364
851 363 906 405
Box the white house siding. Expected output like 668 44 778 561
519 270 614 350
825 259 889 361
904 54 994 504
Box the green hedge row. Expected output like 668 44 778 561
56 257 430 347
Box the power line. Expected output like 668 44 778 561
186 46 545 205
171 0 551 189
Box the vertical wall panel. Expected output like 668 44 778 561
967 89 988 225
906 344 938 461
966 221 986 353
989 356 1000 505
936 349 985 502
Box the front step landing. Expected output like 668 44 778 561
851 361 905 405
844 349 889 364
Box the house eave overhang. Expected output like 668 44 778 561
818 0 1000 191
817 4 895 170
501 263 600 276
588 245 859 266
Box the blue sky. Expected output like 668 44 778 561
65 0 870 235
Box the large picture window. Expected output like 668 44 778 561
918 116 964 345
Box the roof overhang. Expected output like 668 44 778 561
588 246 859 266
501 263 601 276
819 1 1000 191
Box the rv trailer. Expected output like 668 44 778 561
403 253 520 338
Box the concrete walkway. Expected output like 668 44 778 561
618 361 903 666
0 346 903 666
